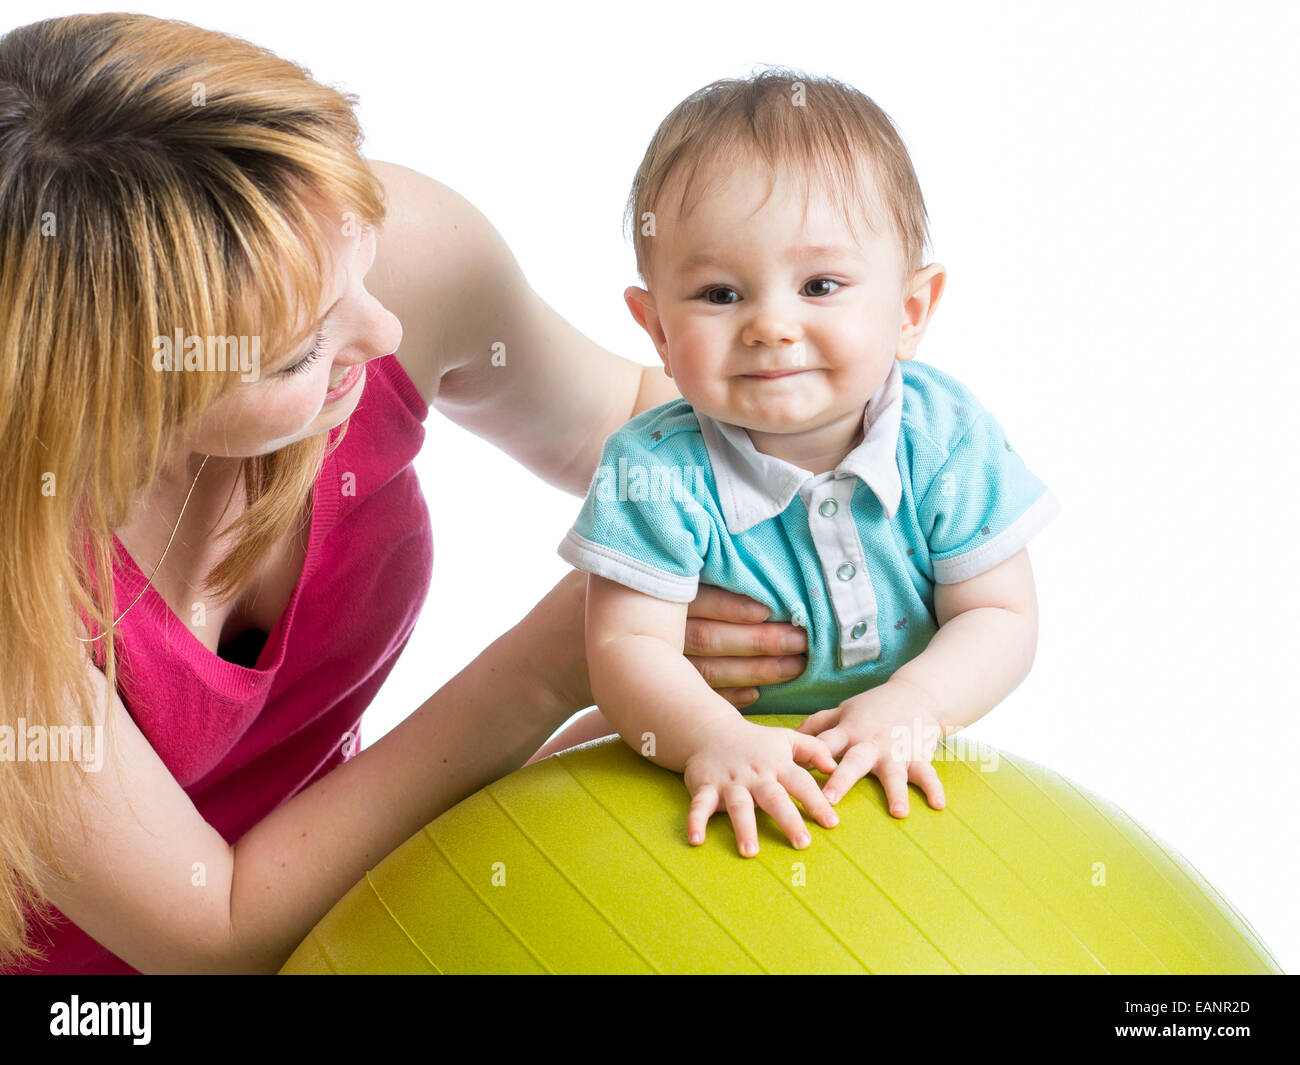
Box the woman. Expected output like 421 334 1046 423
0 13 808 974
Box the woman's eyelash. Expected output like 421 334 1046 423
280 325 328 377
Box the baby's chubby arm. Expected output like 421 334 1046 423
896 546 1040 727
585 574 840 856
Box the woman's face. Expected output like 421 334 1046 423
183 207 403 457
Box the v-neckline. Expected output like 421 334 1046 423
108 447 339 678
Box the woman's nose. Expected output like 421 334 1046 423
357 302 403 364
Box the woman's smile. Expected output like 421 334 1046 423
323 362 364 404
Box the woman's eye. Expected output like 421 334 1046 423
701 286 740 305
802 278 840 297
279 327 328 377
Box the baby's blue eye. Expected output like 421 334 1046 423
802 278 840 297
702 286 739 305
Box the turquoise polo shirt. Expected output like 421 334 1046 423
557 358 1062 715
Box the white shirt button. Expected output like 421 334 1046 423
818 499 838 517
836 562 856 581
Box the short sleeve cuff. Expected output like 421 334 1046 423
931 490 1062 584
558 530 700 603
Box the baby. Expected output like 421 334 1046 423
558 70 1061 857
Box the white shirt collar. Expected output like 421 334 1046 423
695 359 904 534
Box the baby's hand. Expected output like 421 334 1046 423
683 719 839 857
796 680 948 817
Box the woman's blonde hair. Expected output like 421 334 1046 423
0 13 386 970
626 67 931 289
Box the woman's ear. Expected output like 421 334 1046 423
624 286 672 377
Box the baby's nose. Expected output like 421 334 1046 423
742 310 802 348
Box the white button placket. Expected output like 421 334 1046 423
800 474 880 668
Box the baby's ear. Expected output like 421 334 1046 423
897 264 946 360
623 285 659 334
624 286 671 372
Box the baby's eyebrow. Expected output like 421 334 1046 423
788 242 864 260
678 243 863 272
678 250 725 272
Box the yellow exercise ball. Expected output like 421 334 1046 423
280 716 1281 974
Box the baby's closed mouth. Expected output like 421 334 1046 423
742 369 809 379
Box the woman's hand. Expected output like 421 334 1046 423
518 572 806 716
684 583 807 709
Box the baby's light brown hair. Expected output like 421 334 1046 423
626 67 931 291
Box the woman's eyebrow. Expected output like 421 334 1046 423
311 296 345 332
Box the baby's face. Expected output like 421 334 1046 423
632 157 921 439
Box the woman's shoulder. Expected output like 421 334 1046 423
364 160 511 407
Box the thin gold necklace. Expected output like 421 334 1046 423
78 454 210 643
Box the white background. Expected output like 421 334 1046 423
13 0 1297 973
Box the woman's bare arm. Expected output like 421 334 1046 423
365 159 674 497
38 572 585 974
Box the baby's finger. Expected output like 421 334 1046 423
723 785 760 858
909 761 947 810
790 731 838 775
752 779 812 850
807 724 851 760
779 764 839 829
822 742 879 804
879 761 913 817
796 707 839 735
687 784 720 845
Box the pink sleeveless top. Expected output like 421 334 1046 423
16 353 434 974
